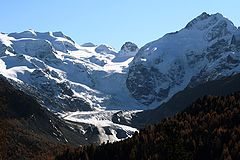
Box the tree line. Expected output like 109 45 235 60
56 92 240 160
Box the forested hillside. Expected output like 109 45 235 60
0 76 71 160
132 73 240 128
56 92 240 160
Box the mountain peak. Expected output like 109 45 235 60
119 41 139 55
126 12 240 107
95 44 116 54
81 42 97 47
8 29 37 39
196 12 211 20
185 12 227 29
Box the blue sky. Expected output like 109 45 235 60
0 0 239 50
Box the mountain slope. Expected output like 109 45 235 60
1 13 240 112
55 92 240 160
130 73 240 128
0 30 142 111
0 75 65 159
0 75 104 159
0 30 144 143
127 12 240 108
1 12 240 145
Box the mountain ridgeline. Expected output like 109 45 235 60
55 92 240 160
0 12 240 159
0 12 240 112
127 12 240 108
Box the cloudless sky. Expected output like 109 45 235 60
0 0 239 50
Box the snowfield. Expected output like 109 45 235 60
0 30 143 111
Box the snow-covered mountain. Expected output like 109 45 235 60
1 13 239 112
0 30 142 143
1 12 240 143
0 30 143 112
127 12 240 108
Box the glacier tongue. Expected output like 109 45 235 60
62 110 141 143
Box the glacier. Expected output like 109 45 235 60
1 12 240 143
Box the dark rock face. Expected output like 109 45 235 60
115 129 127 139
127 64 173 105
112 111 131 126
120 42 139 53
95 44 116 54
188 38 240 88
231 33 240 47
206 20 231 41
126 13 240 107
127 57 186 106
185 12 211 29
0 43 7 56
0 42 14 56
130 73 240 128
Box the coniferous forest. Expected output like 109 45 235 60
0 77 69 160
56 92 240 160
